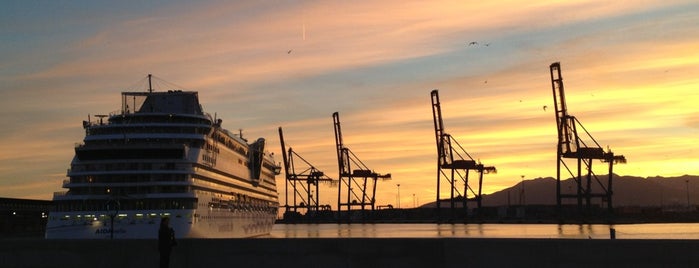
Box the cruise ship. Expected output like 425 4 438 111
46 75 280 239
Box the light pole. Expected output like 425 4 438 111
396 184 401 209
686 180 690 209
520 175 525 206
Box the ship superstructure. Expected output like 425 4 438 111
46 75 279 239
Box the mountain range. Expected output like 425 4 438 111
478 174 699 207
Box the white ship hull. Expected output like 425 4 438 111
46 200 276 239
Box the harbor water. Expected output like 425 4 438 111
268 223 699 239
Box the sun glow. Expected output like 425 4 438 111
0 1 697 209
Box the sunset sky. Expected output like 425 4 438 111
1 1 697 208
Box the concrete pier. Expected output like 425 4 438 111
2 238 698 268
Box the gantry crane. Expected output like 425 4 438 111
278 127 335 218
549 62 626 214
332 112 391 220
431 90 496 220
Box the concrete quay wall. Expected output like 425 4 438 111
2 238 698 268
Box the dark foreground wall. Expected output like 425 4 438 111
2 238 698 268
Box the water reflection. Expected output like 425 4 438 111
556 224 605 239
268 223 699 239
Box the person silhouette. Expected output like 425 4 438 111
158 217 177 268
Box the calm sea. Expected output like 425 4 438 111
267 223 699 239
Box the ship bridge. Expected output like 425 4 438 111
121 91 204 115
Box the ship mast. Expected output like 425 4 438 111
148 74 153 93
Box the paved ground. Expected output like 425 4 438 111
2 238 699 268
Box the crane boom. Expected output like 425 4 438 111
278 126 334 220
549 62 626 214
332 112 390 221
430 89 495 221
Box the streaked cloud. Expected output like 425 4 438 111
0 1 697 208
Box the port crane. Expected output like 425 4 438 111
278 127 335 217
549 62 626 214
332 112 391 219
430 90 496 220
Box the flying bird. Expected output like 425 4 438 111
543 105 548 111
468 41 478 46
287 49 293 54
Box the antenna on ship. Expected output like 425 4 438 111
239 129 247 142
147 74 153 93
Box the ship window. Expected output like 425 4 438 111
76 148 184 160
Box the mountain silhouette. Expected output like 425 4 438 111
423 174 699 208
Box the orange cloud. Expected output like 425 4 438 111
1 1 698 207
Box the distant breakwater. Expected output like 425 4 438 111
278 206 699 225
